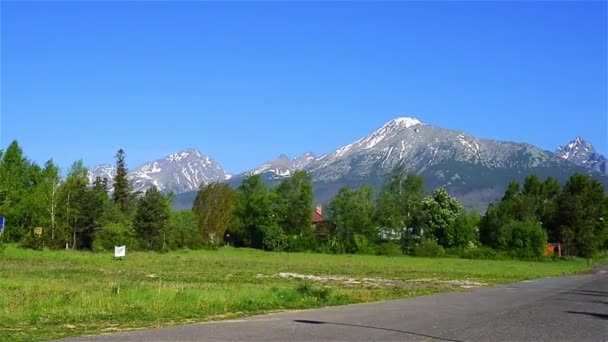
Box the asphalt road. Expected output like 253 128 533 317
66 267 607 342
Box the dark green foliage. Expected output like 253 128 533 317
0 141 38 241
556 173 607 259
414 239 445 257
498 220 547 258
112 149 134 214
133 187 171 250
232 175 283 250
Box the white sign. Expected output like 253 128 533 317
114 246 126 258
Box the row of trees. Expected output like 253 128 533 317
195 165 607 259
1 139 606 259
480 174 608 259
0 141 175 251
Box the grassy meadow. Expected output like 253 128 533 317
0 244 597 341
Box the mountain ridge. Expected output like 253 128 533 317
88 117 607 211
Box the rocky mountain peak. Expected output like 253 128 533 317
557 137 606 174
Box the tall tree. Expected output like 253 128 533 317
193 182 237 245
557 173 607 258
274 171 314 236
232 175 281 250
0 141 37 241
58 160 95 249
133 187 171 250
33 160 61 242
112 149 133 213
327 185 377 252
418 187 466 248
375 167 425 231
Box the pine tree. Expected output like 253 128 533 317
112 149 133 213
133 187 170 250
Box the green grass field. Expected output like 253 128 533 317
0 244 596 341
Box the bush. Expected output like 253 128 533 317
19 233 44 251
498 220 547 259
414 239 445 257
285 229 317 252
353 234 375 255
400 233 422 255
318 236 347 254
295 281 332 302
376 242 403 256
92 222 140 252
261 224 287 252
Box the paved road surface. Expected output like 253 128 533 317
66 267 607 341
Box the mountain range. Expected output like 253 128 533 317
88 117 608 211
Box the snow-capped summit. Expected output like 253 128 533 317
88 148 229 193
556 137 606 174
384 117 424 129
331 117 424 158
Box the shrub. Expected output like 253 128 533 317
92 222 140 252
400 232 422 255
295 281 332 302
353 234 375 255
261 224 287 252
318 236 347 254
285 229 317 252
376 241 403 256
414 239 445 257
498 220 547 259
19 233 44 251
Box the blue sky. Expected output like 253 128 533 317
1 1 606 174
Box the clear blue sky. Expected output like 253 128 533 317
1 1 606 174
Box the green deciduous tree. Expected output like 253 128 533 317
231 175 282 250
165 210 202 249
193 182 237 245
375 167 425 232
418 187 468 248
58 160 96 249
556 173 607 259
327 185 376 253
274 171 314 236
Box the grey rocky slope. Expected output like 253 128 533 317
187 117 605 211
88 149 229 194
302 117 606 210
556 137 606 174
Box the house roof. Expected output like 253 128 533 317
312 211 326 223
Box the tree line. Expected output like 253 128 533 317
1 140 606 260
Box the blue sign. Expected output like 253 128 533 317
0 217 4 232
